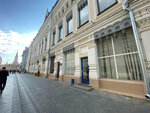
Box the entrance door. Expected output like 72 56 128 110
81 57 89 84
50 56 55 73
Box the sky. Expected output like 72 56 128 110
0 0 57 64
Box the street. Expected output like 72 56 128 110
0 73 150 113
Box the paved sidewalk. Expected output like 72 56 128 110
0 75 13 113
17 74 150 113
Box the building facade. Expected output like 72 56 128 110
26 10 52 77
26 0 150 99
21 47 29 72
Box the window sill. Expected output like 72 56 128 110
77 21 89 29
58 39 62 42
66 32 73 37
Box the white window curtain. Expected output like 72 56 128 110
97 27 143 81
65 51 75 75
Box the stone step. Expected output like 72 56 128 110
72 84 94 91
77 83 92 87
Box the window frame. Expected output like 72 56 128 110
97 0 117 15
43 59 46 64
58 24 63 42
39 44 41 54
66 11 73 36
44 37 47 51
71 0 74 4
52 30 56 46
97 28 143 81
78 0 89 28
66 18 73 36
66 2 69 9
64 50 75 75
41 41 43 53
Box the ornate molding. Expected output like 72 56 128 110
137 17 150 32
63 43 74 53
94 18 131 40
50 52 55 57
134 2 150 27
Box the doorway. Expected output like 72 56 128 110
56 62 60 78
50 56 55 73
81 57 89 84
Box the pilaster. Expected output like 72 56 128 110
88 39 99 79
74 46 81 77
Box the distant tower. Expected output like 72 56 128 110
13 51 18 65
0 56 2 64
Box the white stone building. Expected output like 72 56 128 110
21 47 28 72
26 0 150 99
27 10 52 77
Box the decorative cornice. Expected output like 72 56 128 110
94 18 131 40
50 52 55 58
63 43 74 53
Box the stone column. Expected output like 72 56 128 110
88 39 99 89
74 44 81 83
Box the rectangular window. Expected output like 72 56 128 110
97 0 116 13
58 25 63 41
41 41 43 53
39 44 41 54
97 27 143 81
44 37 47 50
50 56 55 73
66 11 73 35
78 0 89 27
71 0 74 4
52 30 56 45
65 51 75 75
43 59 46 64
68 19 73 34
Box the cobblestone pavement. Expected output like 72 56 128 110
0 75 13 113
16 74 150 113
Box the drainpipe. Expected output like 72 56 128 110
122 0 150 99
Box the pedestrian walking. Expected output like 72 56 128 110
0 67 9 94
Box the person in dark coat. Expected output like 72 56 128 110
0 67 9 94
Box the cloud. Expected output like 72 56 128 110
0 30 36 64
